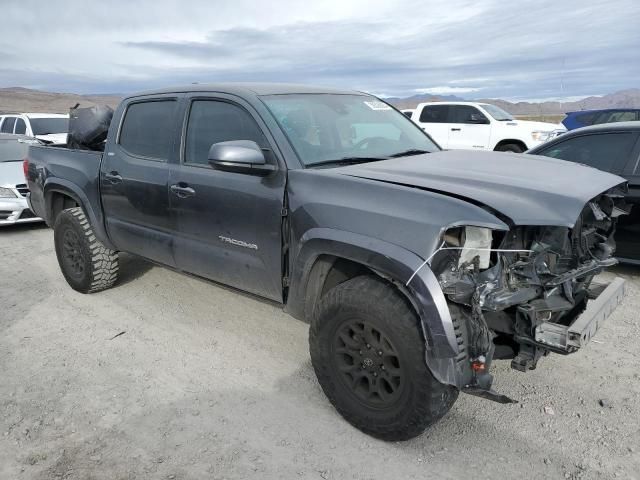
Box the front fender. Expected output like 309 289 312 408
286 228 460 382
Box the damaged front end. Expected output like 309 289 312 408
429 190 629 402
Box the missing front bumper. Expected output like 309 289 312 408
533 277 625 353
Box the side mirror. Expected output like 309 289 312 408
469 114 489 124
208 140 275 176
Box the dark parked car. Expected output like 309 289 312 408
563 109 640 130
25 83 628 441
528 121 640 263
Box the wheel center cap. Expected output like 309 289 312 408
363 357 374 368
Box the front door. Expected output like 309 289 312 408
169 96 286 301
101 96 180 266
446 105 491 150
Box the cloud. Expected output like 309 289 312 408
0 0 638 100
414 87 483 95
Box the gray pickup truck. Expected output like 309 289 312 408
25 83 629 441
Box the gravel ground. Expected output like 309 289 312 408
1 223 639 480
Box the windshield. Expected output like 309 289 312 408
0 139 32 162
482 104 514 121
262 94 439 166
30 117 69 135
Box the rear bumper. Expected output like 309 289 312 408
0 197 43 226
534 277 626 353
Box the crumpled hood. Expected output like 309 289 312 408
336 150 626 227
0 161 26 187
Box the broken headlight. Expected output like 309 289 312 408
444 226 493 269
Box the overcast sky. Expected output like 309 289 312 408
1 0 638 100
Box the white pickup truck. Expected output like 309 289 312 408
0 113 69 145
410 101 565 152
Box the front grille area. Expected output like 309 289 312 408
15 183 29 197
0 210 13 220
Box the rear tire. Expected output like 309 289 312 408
495 143 524 153
54 207 119 293
309 275 458 441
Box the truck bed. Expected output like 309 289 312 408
26 145 103 225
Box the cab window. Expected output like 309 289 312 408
14 118 26 135
537 132 637 173
450 105 489 124
419 105 448 123
1 117 16 133
118 100 177 160
184 100 268 165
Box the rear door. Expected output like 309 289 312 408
415 105 450 148
446 105 491 150
100 95 180 266
169 94 286 301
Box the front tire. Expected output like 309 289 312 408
54 207 119 293
495 143 524 153
309 275 458 441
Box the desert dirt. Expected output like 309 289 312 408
1 223 639 480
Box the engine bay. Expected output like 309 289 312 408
430 189 629 397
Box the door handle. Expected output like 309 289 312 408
451 128 461 131
104 171 123 184
170 184 196 198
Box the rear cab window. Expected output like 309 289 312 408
118 100 177 160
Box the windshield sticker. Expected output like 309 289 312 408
364 101 392 111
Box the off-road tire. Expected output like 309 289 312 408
495 143 524 153
309 275 458 441
54 207 119 293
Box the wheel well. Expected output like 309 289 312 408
303 255 412 322
303 256 373 321
49 191 79 225
321 257 372 297
494 139 527 151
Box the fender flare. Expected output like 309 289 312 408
43 178 115 250
286 228 459 361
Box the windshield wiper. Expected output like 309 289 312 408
498 119 514 122
307 157 388 168
388 149 430 158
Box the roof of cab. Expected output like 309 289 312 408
125 83 364 100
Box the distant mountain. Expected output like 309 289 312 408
0 87 122 114
2 86 639 117
385 88 640 115
384 94 465 109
